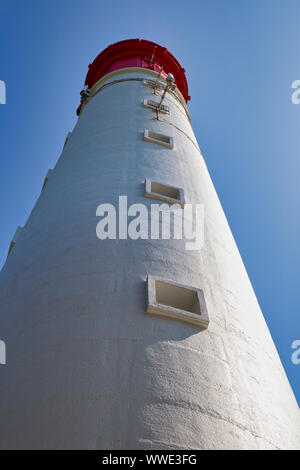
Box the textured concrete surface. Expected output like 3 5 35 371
0 69 299 449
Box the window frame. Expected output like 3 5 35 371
146 275 209 328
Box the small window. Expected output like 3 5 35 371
145 179 185 207
7 226 23 258
41 169 53 191
147 276 209 328
143 99 169 114
63 132 71 150
144 129 174 149
7 241 15 257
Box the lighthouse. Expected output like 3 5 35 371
0 39 299 450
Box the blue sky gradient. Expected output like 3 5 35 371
0 0 299 403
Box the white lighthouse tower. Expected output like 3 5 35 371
0 39 299 450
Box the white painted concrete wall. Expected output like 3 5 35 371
0 69 299 449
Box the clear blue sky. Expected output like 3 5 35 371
0 0 299 403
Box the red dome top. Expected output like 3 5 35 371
83 39 190 102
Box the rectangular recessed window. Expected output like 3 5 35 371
63 132 71 150
7 241 15 257
41 169 53 191
144 129 174 149
7 226 23 258
145 179 185 207
143 99 169 114
147 276 209 328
